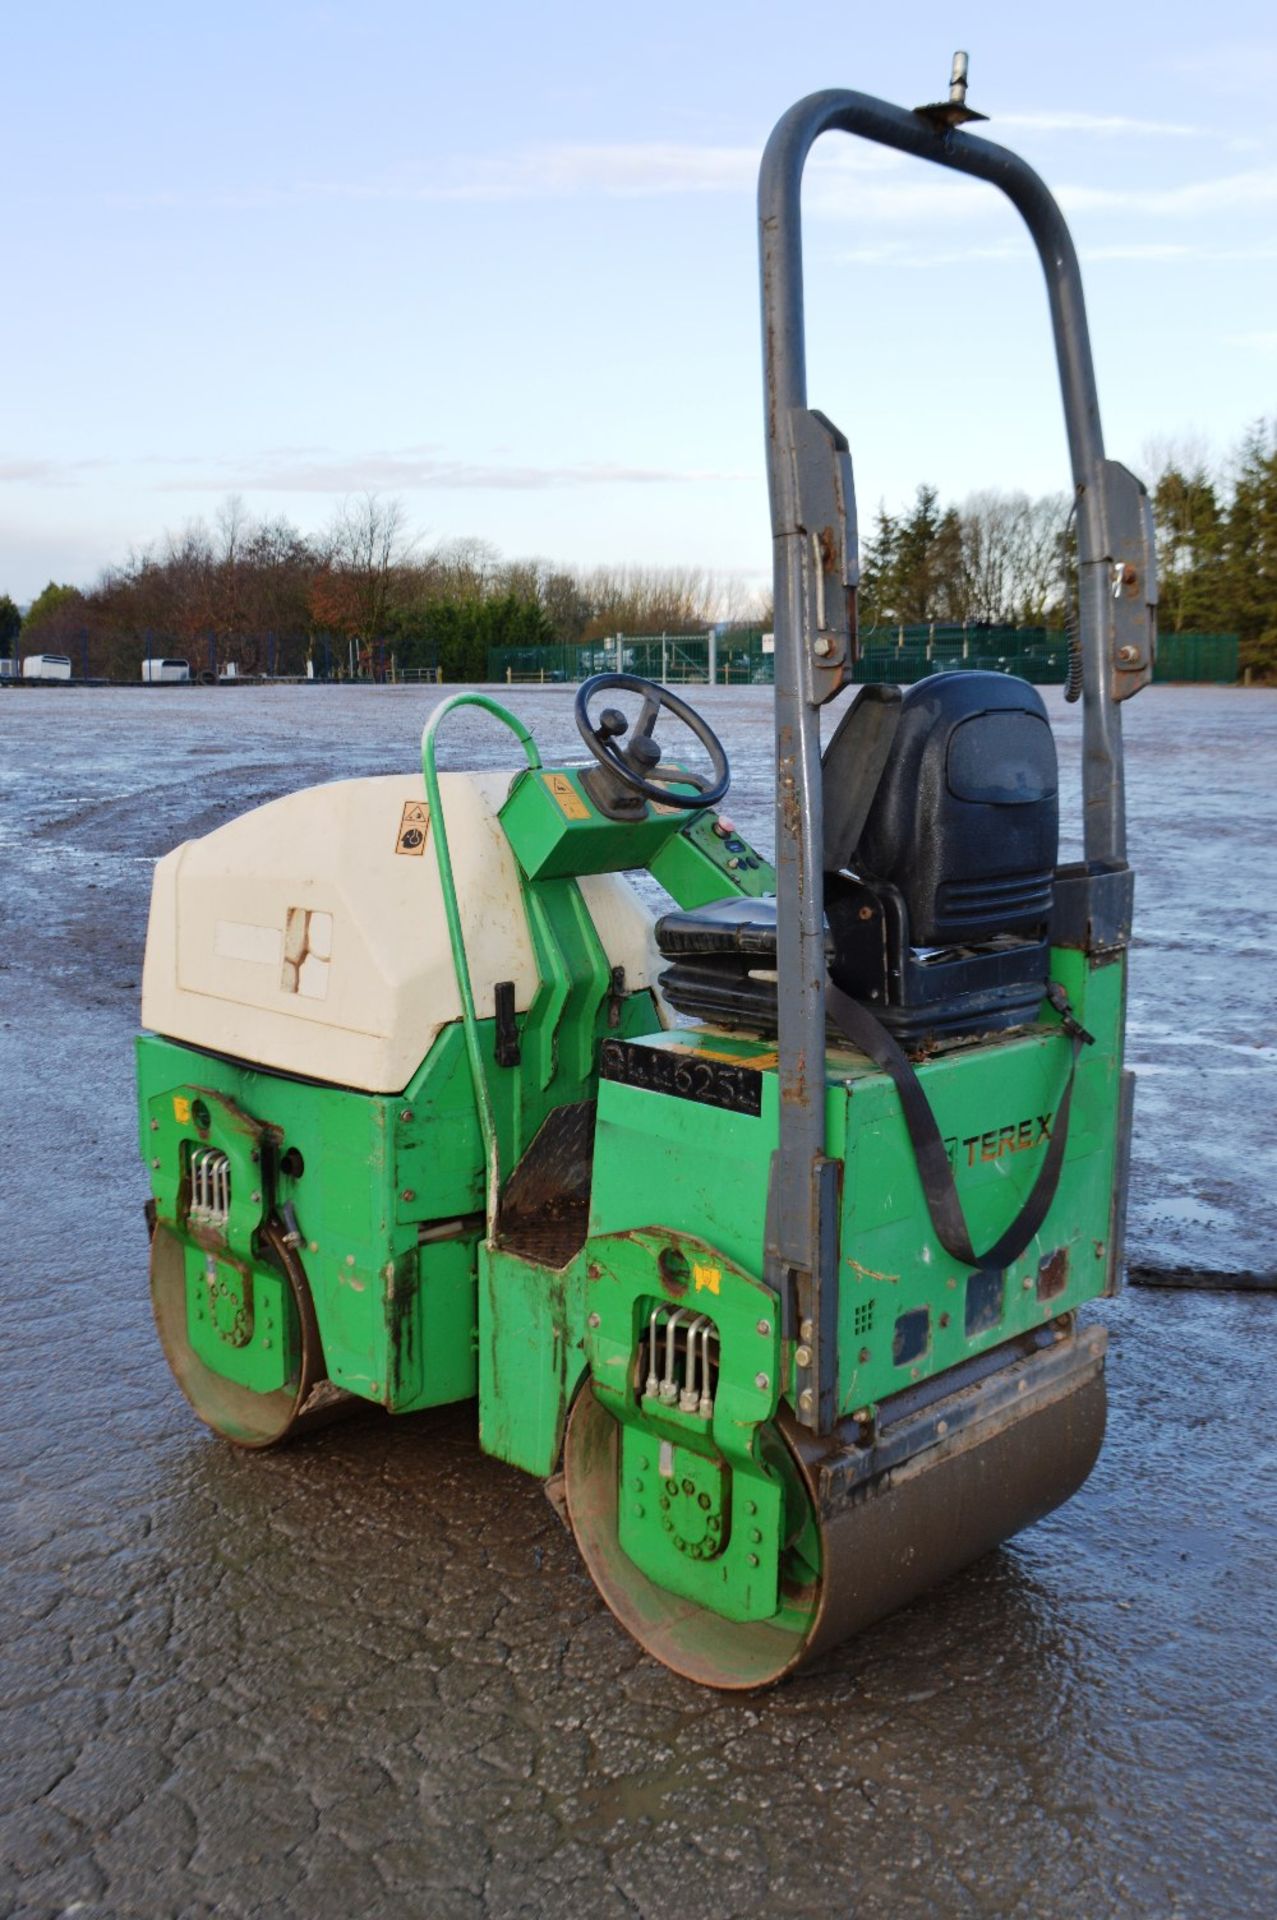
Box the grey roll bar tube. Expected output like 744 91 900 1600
758 87 1156 1433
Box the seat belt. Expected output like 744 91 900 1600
825 977 1094 1272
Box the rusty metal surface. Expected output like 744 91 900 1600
3 683 1277 1918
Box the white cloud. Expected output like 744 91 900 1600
0 457 106 487
1059 166 1277 215
357 144 1277 230
154 450 751 493
996 111 1200 137
1226 329 1277 355
829 236 1277 270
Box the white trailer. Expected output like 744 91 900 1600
141 658 191 683
22 654 72 681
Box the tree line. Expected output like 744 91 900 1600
1 496 765 684
4 419 1273 680
858 421 1276 678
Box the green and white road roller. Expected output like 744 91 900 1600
138 68 1155 1686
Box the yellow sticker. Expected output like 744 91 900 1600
649 762 693 816
689 1045 779 1071
693 1263 721 1295
544 772 590 821
172 1095 192 1124
396 799 430 856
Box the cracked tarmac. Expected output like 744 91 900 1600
2 682 1275 1919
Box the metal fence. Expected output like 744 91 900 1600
489 627 1239 688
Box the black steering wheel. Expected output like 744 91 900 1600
573 672 731 811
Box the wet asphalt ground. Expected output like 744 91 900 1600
2 681 1275 1920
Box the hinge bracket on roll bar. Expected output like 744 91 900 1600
1089 459 1158 701
783 406 859 706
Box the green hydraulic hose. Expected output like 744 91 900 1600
420 694 542 1243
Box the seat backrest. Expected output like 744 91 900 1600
826 671 1058 945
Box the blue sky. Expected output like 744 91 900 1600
3 0 1274 604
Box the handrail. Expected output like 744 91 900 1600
421 694 542 1242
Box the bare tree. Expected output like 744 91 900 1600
312 494 416 670
957 491 1071 626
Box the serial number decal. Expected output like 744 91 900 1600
599 1038 763 1117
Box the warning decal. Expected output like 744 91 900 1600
395 800 430 856
544 773 590 821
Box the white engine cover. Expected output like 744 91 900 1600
141 771 663 1092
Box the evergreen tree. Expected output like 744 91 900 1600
890 486 965 624
0 592 20 653
1152 464 1224 633
1219 421 1277 677
858 504 899 631
22 580 82 637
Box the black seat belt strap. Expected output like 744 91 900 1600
825 978 1092 1272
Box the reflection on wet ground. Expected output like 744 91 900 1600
2 683 1275 1918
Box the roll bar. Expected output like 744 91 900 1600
758 78 1157 1431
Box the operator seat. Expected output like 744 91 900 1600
655 672 1060 1049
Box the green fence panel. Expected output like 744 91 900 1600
1152 633 1239 683
487 627 1238 687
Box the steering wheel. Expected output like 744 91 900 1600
574 673 731 811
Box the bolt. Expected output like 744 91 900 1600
262 1338 272 1350
633 1476 644 1491
346 1254 355 1267
747 1553 760 1567
308 1240 319 1254
799 1388 814 1413
587 1311 601 1330
401 1188 416 1203
756 1318 771 1336
400 1108 414 1122
150 1117 159 1131
151 1158 161 1170
800 1319 814 1342
754 1371 770 1392
633 1504 644 1519
859 1347 871 1364
795 1344 812 1369
251 1149 259 1163
744 1500 756 1516
936 1418 948 1436
250 1190 261 1204
813 636 834 658
1023 1275 1034 1290
636 1455 648 1471
858 905 873 922
1117 644 1139 663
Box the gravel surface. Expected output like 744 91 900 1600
2 681 1275 1919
